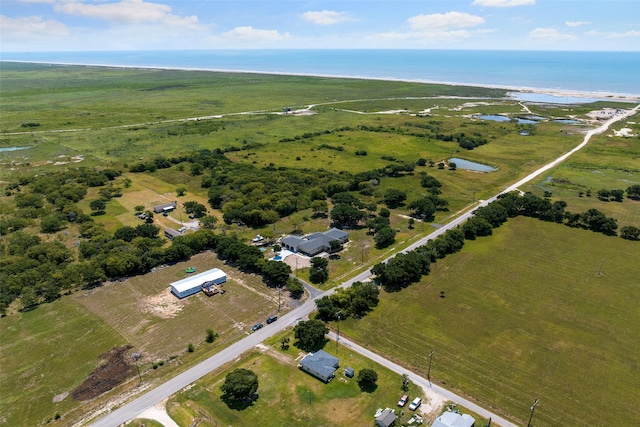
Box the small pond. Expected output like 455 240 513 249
477 114 510 122
553 119 581 124
510 92 606 104
449 158 496 172
0 146 32 152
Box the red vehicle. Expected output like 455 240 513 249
398 394 409 407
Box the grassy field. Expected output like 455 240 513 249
0 249 300 427
166 330 468 427
341 216 640 427
2 65 639 427
0 298 125 426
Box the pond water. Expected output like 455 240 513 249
510 92 606 104
477 114 510 122
516 118 538 124
553 119 581 124
0 146 31 152
449 157 496 172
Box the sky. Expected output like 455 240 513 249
1 0 639 52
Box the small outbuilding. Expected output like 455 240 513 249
165 228 181 240
432 411 475 427
299 350 339 383
153 202 177 213
376 408 398 427
344 367 355 378
170 268 227 299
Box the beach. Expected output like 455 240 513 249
2 50 639 102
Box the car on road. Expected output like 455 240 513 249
251 323 263 332
397 394 409 407
266 315 278 324
408 397 422 411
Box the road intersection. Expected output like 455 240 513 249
91 105 638 427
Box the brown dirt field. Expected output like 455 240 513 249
74 251 290 361
71 345 135 401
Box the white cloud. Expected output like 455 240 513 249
220 26 290 43
408 12 484 30
301 10 349 25
587 29 640 39
473 0 535 6
565 21 590 27
51 0 198 27
528 27 577 43
0 14 70 40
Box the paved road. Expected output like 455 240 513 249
91 105 638 427
328 332 518 427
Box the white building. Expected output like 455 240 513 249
170 268 227 299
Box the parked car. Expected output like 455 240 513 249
397 394 409 407
266 315 278 324
251 323 264 332
178 226 187 233
408 397 422 411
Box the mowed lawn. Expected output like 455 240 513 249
341 216 640 427
167 338 430 427
0 298 124 426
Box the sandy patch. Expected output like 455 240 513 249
135 398 179 427
418 386 446 415
52 391 69 403
139 290 185 319
613 127 637 137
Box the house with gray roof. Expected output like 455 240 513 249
376 408 398 427
153 202 177 213
280 228 349 256
432 411 475 427
299 350 339 382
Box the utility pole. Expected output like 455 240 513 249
336 311 341 354
427 350 434 386
527 398 539 427
277 286 282 312
361 245 365 263
597 258 605 276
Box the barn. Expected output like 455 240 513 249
170 268 227 299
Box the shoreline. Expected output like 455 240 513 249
2 59 639 103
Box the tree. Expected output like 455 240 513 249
89 199 106 214
294 319 328 352
134 205 145 214
40 215 65 233
374 226 396 249
200 215 218 229
610 189 624 202
330 203 365 228
183 200 207 217
176 186 187 196
357 368 378 391
309 257 329 284
315 296 338 321
409 197 436 220
280 336 290 350
187 343 194 352
221 368 259 401
597 189 611 201
114 226 137 242
206 328 218 343
286 278 304 299
261 260 291 286
620 225 640 240
384 189 407 208
626 184 640 200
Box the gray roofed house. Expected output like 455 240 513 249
432 411 475 427
164 228 181 240
299 350 339 383
280 228 349 256
153 202 177 213
376 409 398 427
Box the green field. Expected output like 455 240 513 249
167 332 451 427
2 64 639 427
341 216 640 426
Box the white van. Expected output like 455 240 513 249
408 397 422 411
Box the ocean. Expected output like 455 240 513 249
2 50 639 97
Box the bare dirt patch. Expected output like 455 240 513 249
71 346 135 401
139 289 185 319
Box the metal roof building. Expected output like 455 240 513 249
299 350 339 382
170 268 227 299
